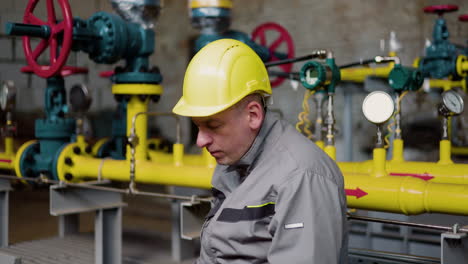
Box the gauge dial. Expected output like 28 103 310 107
362 91 395 124
442 90 464 115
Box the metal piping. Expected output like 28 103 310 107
264 49 329 68
348 214 468 233
0 174 212 203
128 111 181 194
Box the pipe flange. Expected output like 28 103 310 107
456 55 468 77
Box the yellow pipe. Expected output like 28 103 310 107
340 53 395 83
372 148 386 177
57 142 468 216
324 145 336 160
345 173 468 215
5 137 14 155
391 138 404 162
76 134 87 153
57 143 213 189
438 139 453 165
91 138 109 157
429 79 467 92
315 140 324 150
452 146 468 155
127 96 149 161
148 147 216 167
0 137 15 170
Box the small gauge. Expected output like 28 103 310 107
69 83 92 113
362 91 394 124
0 81 16 112
440 90 464 116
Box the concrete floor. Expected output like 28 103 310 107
6 185 197 264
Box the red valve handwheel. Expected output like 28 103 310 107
252 22 295 88
21 65 88 77
23 0 74 78
460 15 468 22
423 5 459 15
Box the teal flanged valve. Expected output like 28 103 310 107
19 77 76 181
189 0 295 88
299 58 341 92
418 5 461 79
6 0 162 84
388 65 424 92
189 0 270 61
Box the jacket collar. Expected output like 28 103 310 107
212 110 278 192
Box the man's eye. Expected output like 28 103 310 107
207 123 222 130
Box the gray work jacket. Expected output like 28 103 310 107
196 111 348 264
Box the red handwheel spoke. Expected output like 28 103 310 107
26 13 46 25
32 39 48 60
53 21 65 34
46 0 57 23
269 35 286 53
50 37 57 63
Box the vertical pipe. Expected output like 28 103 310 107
173 143 184 166
392 139 404 162
372 148 387 177
126 96 149 161
438 140 453 165
4 137 13 156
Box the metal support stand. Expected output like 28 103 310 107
441 231 468 264
50 183 126 264
170 186 208 262
59 214 79 237
0 179 11 248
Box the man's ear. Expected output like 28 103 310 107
246 100 264 130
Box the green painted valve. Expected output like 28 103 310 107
388 64 424 92
299 58 340 92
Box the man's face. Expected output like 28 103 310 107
192 105 257 165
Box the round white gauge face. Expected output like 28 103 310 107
362 91 395 124
442 90 464 115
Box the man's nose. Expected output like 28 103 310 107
196 130 212 148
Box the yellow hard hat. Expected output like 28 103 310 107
173 39 272 117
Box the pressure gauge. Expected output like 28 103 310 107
439 90 464 116
362 91 394 124
0 81 16 112
299 61 332 90
69 83 92 113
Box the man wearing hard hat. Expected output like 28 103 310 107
173 39 347 263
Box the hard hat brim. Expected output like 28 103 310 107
172 98 232 117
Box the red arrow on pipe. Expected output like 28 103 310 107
0 159 11 163
345 187 368 199
389 172 434 181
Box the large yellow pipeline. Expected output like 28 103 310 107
56 143 468 216
57 143 213 189
345 173 468 215
339 140 468 184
